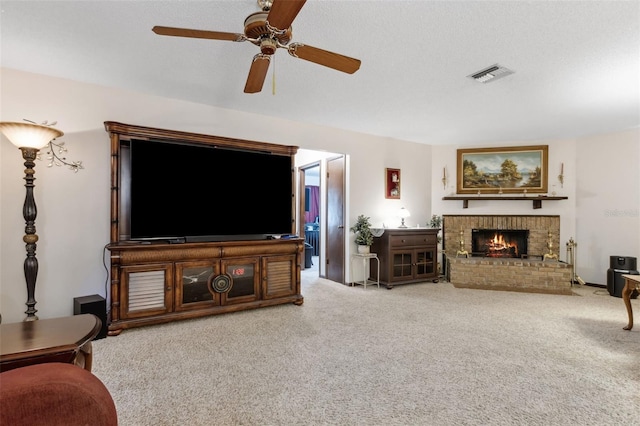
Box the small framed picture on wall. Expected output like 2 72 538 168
385 168 401 199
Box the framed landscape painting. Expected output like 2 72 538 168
456 145 548 194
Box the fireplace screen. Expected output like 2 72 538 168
471 229 528 258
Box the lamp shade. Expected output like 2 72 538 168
0 122 63 149
399 207 411 218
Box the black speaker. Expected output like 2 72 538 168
607 269 639 298
74 294 108 340
609 256 637 270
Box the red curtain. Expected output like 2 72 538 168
305 185 320 223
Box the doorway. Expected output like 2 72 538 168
296 149 346 283
300 163 321 275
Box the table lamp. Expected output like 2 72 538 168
398 207 410 228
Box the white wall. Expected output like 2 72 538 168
575 129 640 283
0 68 432 323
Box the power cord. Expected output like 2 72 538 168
102 243 111 317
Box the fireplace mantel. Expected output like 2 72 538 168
443 195 568 209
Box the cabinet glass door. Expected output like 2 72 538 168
222 258 259 304
414 249 435 278
176 261 220 310
391 251 413 281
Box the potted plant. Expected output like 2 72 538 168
429 214 443 244
429 214 443 276
429 214 442 229
350 214 374 253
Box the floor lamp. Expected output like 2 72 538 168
0 121 64 321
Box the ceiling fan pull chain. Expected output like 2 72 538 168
272 53 276 95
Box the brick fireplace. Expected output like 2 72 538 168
443 215 572 294
443 215 560 258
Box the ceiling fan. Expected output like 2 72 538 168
152 0 361 94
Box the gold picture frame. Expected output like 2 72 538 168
385 168 401 199
457 145 548 194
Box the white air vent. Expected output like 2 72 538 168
468 64 514 83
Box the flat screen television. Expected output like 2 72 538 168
127 138 294 242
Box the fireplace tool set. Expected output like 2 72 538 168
566 238 585 285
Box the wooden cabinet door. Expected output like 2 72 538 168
413 248 436 280
121 263 173 319
262 254 297 299
221 258 260 305
326 156 345 283
175 261 221 311
390 250 414 282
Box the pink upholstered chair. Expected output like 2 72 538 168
0 362 117 426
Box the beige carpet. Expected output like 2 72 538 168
92 273 639 426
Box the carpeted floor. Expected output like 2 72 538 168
92 272 639 426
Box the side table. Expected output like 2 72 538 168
350 253 380 289
0 314 101 372
622 274 640 330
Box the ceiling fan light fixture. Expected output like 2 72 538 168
244 11 291 45
468 64 514 83
260 38 277 55
258 0 273 11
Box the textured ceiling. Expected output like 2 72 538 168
1 0 639 145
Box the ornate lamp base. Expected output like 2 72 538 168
20 147 41 321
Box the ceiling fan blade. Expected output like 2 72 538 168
244 54 271 93
152 26 244 42
267 0 307 31
289 43 361 74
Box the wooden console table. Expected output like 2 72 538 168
371 228 439 289
0 314 101 372
622 274 640 331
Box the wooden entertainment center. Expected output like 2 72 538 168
105 122 303 335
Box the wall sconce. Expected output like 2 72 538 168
558 162 564 188
0 120 79 320
442 167 447 190
398 207 411 228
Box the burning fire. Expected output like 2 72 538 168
486 233 519 257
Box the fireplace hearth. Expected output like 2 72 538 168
472 229 528 258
